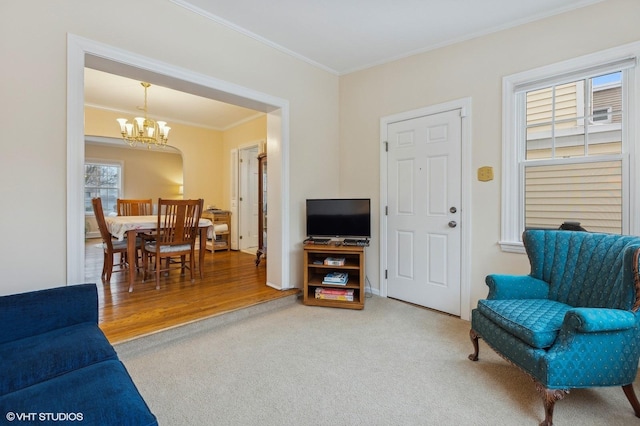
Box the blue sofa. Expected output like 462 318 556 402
469 230 640 425
0 284 157 425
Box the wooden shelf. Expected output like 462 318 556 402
303 243 365 310
203 210 231 251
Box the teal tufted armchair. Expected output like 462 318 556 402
469 230 640 425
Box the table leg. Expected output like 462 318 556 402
127 229 137 292
199 227 206 279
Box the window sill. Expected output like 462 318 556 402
499 240 526 254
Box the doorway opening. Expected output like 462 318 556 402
67 34 291 290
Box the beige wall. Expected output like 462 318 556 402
2 0 639 310
85 142 184 203
339 0 640 309
0 0 338 295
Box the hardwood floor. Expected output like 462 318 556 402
85 239 299 344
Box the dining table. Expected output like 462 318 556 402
104 215 214 291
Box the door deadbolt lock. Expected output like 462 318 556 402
448 221 457 228
449 207 457 213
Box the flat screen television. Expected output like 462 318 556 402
306 198 371 238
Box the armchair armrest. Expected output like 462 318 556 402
485 274 549 300
0 284 98 344
563 308 636 333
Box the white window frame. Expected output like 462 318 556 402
84 158 124 216
500 42 640 253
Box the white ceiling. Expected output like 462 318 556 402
86 0 603 131
174 0 603 74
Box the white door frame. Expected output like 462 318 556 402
380 98 472 320
66 34 292 290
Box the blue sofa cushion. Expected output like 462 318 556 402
477 298 572 349
0 360 157 426
0 284 97 344
0 323 117 394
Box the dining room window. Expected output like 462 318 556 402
85 161 122 215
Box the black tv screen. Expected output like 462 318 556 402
306 198 371 238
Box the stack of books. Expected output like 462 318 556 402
322 271 348 285
315 288 354 301
324 257 345 266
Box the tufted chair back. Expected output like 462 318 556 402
523 230 640 310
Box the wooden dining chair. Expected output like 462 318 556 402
142 198 204 290
92 197 141 283
117 198 153 216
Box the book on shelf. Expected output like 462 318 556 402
315 288 354 296
315 287 354 301
324 257 346 266
323 271 348 282
315 294 354 301
322 271 348 285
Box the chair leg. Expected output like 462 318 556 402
468 329 480 361
534 382 568 426
101 252 108 282
189 253 195 283
141 251 148 283
105 253 114 283
155 255 161 290
623 384 640 418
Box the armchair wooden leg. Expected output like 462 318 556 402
622 384 640 418
534 381 568 426
468 329 480 361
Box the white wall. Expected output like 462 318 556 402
0 0 339 295
339 0 640 312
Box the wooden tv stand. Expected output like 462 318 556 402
303 242 365 310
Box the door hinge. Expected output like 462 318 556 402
385 206 388 216
384 141 388 152
385 270 388 279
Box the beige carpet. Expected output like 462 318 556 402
115 295 640 425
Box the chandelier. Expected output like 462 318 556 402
116 82 171 148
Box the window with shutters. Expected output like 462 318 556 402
500 44 639 253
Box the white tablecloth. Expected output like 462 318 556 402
105 215 214 241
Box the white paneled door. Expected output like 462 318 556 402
386 109 462 315
239 146 260 250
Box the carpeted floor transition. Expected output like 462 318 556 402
115 295 640 425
